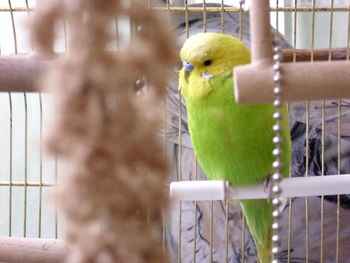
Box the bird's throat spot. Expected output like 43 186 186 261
201 72 213 80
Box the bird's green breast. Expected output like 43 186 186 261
185 76 291 186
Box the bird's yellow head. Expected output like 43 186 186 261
179 33 250 100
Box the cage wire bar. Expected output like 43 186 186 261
0 0 350 263
6 6 350 12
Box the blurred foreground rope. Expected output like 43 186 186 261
31 0 176 262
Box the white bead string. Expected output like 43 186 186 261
238 2 283 261
271 41 283 263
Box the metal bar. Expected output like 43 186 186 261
241 216 246 263
170 175 350 201
305 101 310 262
8 93 13 237
0 237 66 263
310 0 316 61
288 2 298 261
320 2 335 261
24 0 33 50
3 7 350 13
307 1 315 262
176 0 188 260
0 7 34 12
336 4 350 262
320 99 326 263
54 102 59 238
220 0 224 33
0 182 55 187
336 100 342 263
8 0 18 55
275 0 279 38
224 201 229 263
151 7 350 12
209 200 213 263
202 0 207 32
239 3 245 261
38 93 43 238
193 158 198 263
184 0 189 38
23 93 28 237
161 0 169 248
239 1 243 41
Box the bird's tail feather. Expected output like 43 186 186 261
256 244 272 263
240 199 273 263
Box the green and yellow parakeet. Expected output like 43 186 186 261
179 32 291 263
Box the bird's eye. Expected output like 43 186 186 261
203 60 213 66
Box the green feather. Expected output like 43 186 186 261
179 33 291 263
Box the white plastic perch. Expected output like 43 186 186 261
170 174 350 201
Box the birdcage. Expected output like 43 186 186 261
0 0 350 263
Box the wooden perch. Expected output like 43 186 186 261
0 56 49 92
282 48 350 62
234 0 350 104
0 237 66 263
0 46 349 95
234 60 350 103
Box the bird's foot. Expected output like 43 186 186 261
264 175 288 211
264 174 273 203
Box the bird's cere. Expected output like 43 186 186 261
183 61 194 71
201 72 213 80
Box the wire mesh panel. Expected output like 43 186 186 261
0 0 62 239
0 0 350 263
0 92 61 238
164 0 350 262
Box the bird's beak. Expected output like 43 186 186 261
183 61 194 72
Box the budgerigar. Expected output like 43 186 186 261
179 32 291 263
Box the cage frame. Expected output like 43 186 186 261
1 1 350 263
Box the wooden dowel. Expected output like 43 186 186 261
234 60 350 103
0 56 49 92
0 47 349 96
250 0 273 64
0 237 67 263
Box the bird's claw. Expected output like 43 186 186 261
264 175 273 202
